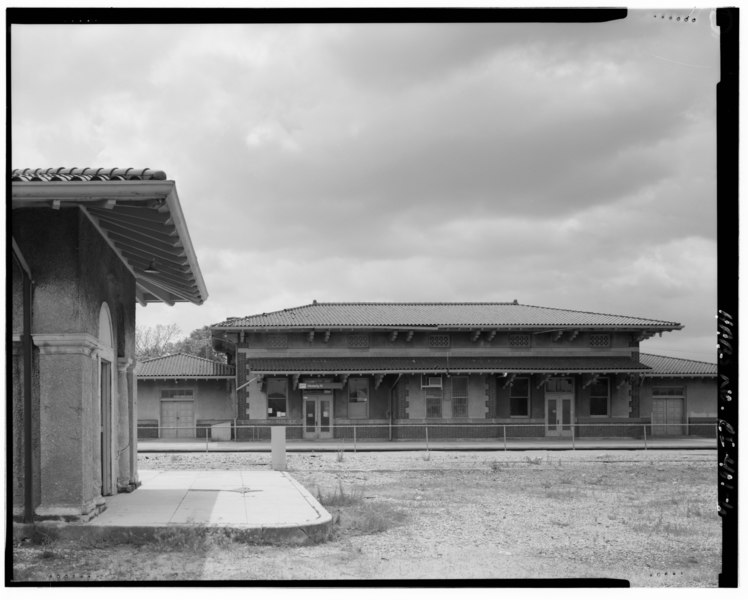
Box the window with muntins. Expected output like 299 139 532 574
589 377 610 416
451 376 468 418
509 377 530 417
266 378 288 418
348 377 369 419
426 388 443 418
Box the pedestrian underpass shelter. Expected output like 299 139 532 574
11 167 207 521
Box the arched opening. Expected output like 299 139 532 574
98 303 114 496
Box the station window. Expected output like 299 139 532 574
509 377 530 417
426 388 443 418
589 378 610 416
267 378 288 418
348 377 369 419
452 376 468 418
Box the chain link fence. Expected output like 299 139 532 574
138 421 717 451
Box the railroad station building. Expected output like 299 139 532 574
11 167 207 522
211 302 716 441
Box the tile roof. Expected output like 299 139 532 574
246 356 650 375
136 353 235 378
12 167 167 182
214 302 682 331
639 353 717 377
12 167 207 305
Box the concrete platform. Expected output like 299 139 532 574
15 470 333 546
138 436 717 453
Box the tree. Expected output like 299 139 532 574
135 323 182 360
172 326 227 363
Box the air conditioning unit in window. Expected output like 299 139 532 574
421 375 443 389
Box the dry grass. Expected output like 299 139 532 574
12 450 720 585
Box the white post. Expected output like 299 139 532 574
271 426 287 470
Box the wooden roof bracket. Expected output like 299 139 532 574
537 374 552 389
502 373 517 389
582 373 600 389
471 330 482 342
389 331 399 342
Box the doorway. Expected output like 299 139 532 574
545 377 574 437
652 397 685 436
303 391 333 439
100 360 112 495
160 399 195 438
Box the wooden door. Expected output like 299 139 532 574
160 400 195 438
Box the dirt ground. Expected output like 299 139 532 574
11 449 721 586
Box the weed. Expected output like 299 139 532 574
423 451 431 461
316 481 362 507
336 449 345 463
524 456 543 466
489 461 507 472
341 501 408 535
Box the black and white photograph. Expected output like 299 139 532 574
8 3 733 587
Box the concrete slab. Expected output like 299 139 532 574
16 470 332 546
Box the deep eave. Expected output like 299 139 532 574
245 356 652 376
212 302 683 333
12 177 208 306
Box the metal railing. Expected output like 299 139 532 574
137 421 717 452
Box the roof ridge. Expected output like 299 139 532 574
139 352 226 365
12 167 167 181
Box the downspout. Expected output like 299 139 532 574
389 374 403 442
13 239 34 523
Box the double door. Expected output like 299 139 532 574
652 398 685 436
304 391 333 439
546 394 574 437
161 400 195 438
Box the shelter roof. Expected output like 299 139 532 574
12 167 207 305
136 353 234 379
639 353 717 377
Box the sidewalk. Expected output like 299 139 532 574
14 470 332 545
138 436 716 453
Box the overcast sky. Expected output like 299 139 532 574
11 8 721 361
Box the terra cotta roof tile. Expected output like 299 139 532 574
136 353 234 378
639 353 717 377
213 302 682 331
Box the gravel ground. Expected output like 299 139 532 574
13 449 721 585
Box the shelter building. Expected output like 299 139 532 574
136 353 236 440
10 167 207 521
211 302 716 440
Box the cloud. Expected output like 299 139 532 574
10 13 720 362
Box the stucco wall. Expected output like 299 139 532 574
640 378 717 418
138 379 235 423
12 207 138 519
